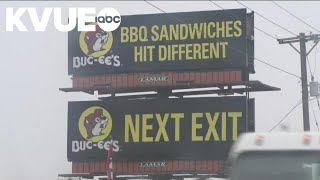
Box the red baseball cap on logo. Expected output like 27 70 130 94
85 109 103 120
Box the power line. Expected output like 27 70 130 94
307 56 315 80
208 1 300 79
272 1 320 33
144 0 301 79
143 0 184 23
208 0 278 40
235 0 298 36
310 98 319 131
269 97 317 132
254 26 278 40
237 1 314 49
209 0 224 9
144 0 320 132
144 0 165 13
317 98 320 113
268 99 302 132
255 58 300 79
143 1 309 131
271 1 316 48
313 45 318 77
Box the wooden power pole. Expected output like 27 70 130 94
277 33 320 131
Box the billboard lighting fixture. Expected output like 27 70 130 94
116 175 149 178
173 174 193 176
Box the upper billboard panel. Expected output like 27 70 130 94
68 9 248 75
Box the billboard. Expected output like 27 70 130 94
67 97 248 161
68 9 250 75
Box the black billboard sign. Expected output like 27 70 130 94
68 9 250 75
67 97 248 161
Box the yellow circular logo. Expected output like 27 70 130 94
79 24 113 58
78 106 112 142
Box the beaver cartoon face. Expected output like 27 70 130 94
84 109 109 139
84 26 109 55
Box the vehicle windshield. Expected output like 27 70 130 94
230 151 320 180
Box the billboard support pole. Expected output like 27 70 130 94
277 33 320 131
246 87 249 132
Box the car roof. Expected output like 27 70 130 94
230 132 320 156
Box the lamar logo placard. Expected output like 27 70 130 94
6 7 121 32
139 76 169 83
72 106 120 153
138 162 168 168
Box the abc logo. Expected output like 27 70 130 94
96 8 121 32
95 16 120 23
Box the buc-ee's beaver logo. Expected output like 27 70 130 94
72 23 121 69
79 107 112 142
72 106 120 153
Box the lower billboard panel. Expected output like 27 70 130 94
68 97 247 161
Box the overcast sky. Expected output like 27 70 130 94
1 1 320 180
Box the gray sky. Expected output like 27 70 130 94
1 1 320 180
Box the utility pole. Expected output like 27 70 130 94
277 33 320 131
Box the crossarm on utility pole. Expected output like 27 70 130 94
277 36 300 44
